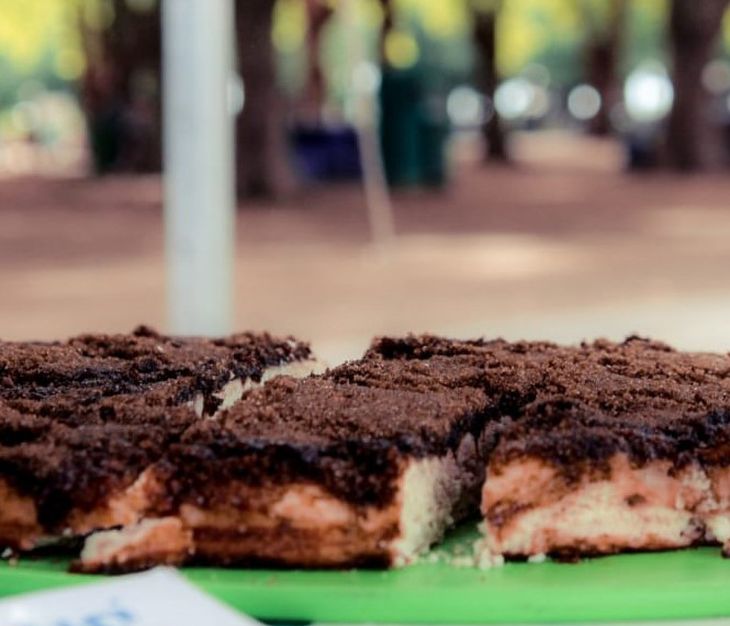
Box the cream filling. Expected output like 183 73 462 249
192 358 326 416
481 455 716 559
66 467 161 536
269 485 353 527
180 482 396 536
80 517 192 570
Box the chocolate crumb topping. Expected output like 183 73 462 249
489 397 730 481
0 326 312 408
326 354 490 393
170 376 490 507
368 334 730 472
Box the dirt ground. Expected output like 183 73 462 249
2 132 730 363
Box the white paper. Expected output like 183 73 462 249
0 567 257 626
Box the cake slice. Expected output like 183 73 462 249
77 375 491 572
0 398 196 553
480 399 730 563
0 327 320 553
477 337 730 564
365 334 730 563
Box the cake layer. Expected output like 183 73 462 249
78 453 467 572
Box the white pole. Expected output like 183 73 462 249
162 0 235 336
341 0 395 249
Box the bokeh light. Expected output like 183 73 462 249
384 30 420 70
624 62 674 123
702 59 730 94
567 84 601 121
352 61 381 95
447 85 485 128
494 77 533 120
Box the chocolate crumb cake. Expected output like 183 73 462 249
77 375 491 572
363 334 730 563
6 329 730 572
480 399 730 564
0 399 195 553
0 327 320 555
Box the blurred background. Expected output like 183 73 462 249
1 0 730 363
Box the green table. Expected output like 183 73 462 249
1 525 729 624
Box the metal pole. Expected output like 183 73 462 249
341 0 396 249
162 0 235 336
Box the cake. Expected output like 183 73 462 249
475 337 730 564
77 375 492 572
480 399 730 563
5 330 730 573
0 399 194 553
366 333 730 562
0 327 320 554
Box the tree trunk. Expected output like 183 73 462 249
299 0 334 124
235 0 293 198
584 0 625 136
472 8 508 162
80 0 162 174
379 0 394 52
666 0 729 170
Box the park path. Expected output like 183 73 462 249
2 133 730 363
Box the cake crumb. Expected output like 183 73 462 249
450 554 476 568
474 537 505 570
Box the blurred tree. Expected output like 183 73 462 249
621 0 669 73
300 0 334 123
79 0 297 195
666 0 729 170
378 0 394 52
581 0 626 136
0 0 87 90
471 0 507 161
236 0 294 198
80 0 161 174
497 0 583 85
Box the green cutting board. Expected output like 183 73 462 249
2 525 730 624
